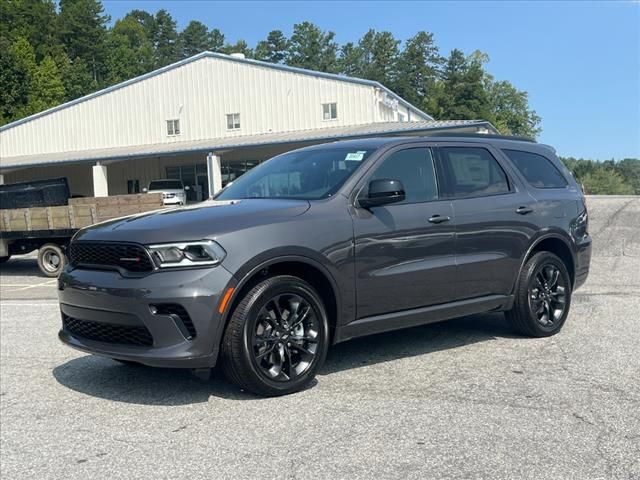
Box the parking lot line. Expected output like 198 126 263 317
0 280 57 291
0 302 59 306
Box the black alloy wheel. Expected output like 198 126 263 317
221 275 329 396
251 293 320 382
507 251 572 337
528 263 568 328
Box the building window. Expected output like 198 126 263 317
166 119 180 136
322 102 337 120
398 112 405 122
127 179 140 194
227 113 241 130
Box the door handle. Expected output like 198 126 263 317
428 215 451 224
516 206 534 215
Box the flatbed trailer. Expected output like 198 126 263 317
0 193 164 277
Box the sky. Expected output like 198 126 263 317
102 0 640 160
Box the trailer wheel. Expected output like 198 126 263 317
38 244 66 277
0 256 10 264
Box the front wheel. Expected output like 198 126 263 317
37 244 66 277
0 255 10 264
506 251 572 337
220 275 329 396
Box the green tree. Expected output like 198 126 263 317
59 56 97 100
6 37 65 119
29 55 66 112
434 48 492 121
286 21 338 72
178 20 210 58
57 0 109 83
0 0 58 61
487 79 541 138
208 28 225 51
394 31 443 110
337 42 361 77
614 159 640 194
125 9 156 40
255 30 289 63
104 17 154 84
7 36 38 118
219 39 253 58
0 37 30 124
338 29 400 87
152 9 178 67
581 168 634 195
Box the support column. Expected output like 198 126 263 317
0 174 4 185
92 162 109 197
206 152 222 199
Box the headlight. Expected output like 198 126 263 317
147 240 226 268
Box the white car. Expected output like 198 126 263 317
144 179 189 206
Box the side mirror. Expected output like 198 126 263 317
359 179 406 208
142 187 148 193
184 185 190 191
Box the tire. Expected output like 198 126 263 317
37 244 66 277
506 251 572 337
220 275 329 396
0 255 10 264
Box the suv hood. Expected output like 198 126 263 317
74 199 311 244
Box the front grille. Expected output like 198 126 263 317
63 315 153 346
152 304 197 339
68 242 154 272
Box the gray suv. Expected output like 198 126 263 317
58 135 592 396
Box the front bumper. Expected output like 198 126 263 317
162 197 184 205
57 264 235 368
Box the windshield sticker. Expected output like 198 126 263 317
345 151 366 161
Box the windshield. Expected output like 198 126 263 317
148 180 183 190
216 147 374 200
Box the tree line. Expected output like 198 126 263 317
561 157 639 195
1 0 541 138
2 0 637 195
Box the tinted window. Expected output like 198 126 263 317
438 147 509 198
148 180 183 190
367 148 438 203
503 149 568 188
217 147 373 200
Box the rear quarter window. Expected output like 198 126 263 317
503 149 568 188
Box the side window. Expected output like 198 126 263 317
437 147 510 198
367 148 438 203
502 149 568 188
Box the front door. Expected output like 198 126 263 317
352 146 457 319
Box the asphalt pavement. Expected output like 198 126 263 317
1 196 638 479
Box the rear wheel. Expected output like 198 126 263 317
37 244 66 277
506 251 572 337
220 275 329 396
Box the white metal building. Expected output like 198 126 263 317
0 51 497 200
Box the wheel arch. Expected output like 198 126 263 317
516 233 576 292
219 253 343 346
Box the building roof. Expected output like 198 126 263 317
0 120 497 170
0 51 433 133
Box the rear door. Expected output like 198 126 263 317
434 144 537 300
352 145 456 318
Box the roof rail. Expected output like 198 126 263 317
421 132 537 143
